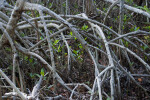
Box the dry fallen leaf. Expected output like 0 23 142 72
138 78 142 82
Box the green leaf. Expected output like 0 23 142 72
63 2 66 7
135 27 139 31
49 3 52 7
29 58 33 63
107 98 110 100
107 36 111 39
143 6 150 13
40 68 45 76
136 6 150 13
143 26 150 30
144 46 148 50
84 37 87 40
130 26 139 31
75 37 77 40
141 45 149 50
53 40 59 45
20 33 25 37
81 24 88 30
73 50 77 55
79 44 83 49
40 36 43 40
8 65 13 70
30 73 34 78
125 0 133 5
70 32 73 36
57 45 61 52
24 56 28 61
5 47 11 52
88 91 92 94
125 41 129 47
52 45 56 50
145 56 147 60
123 15 127 21
129 62 134 66
35 74 41 78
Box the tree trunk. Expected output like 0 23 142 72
85 0 92 15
